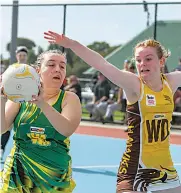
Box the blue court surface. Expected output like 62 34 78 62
71 134 181 193
1 131 181 193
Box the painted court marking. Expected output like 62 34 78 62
73 163 181 169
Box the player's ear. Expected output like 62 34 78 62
159 57 165 66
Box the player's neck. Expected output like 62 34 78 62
43 88 60 100
143 76 163 92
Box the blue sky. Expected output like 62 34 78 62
1 0 181 58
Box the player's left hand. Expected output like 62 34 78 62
29 83 45 108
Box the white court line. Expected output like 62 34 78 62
73 163 181 169
73 165 119 169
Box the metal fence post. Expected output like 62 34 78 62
10 0 19 65
153 3 158 40
62 4 67 53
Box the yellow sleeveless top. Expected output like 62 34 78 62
117 74 180 192
140 74 174 168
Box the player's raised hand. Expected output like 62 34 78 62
44 31 73 48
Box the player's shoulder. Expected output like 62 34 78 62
165 71 181 92
64 91 80 102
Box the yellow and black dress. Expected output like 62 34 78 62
117 74 180 192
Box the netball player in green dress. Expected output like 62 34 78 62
0 50 82 193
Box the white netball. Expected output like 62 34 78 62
2 63 40 103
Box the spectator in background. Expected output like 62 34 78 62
91 72 98 91
85 72 111 121
170 61 181 125
103 87 123 123
123 59 130 71
127 61 136 73
15 46 28 64
103 62 136 123
173 58 181 71
172 87 181 125
64 75 82 103
161 64 169 73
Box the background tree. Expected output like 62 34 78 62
66 42 121 77
28 50 37 64
88 41 120 57
6 37 36 52
0 54 9 69
37 46 44 55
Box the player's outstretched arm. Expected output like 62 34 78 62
44 31 140 95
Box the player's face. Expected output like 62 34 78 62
135 46 164 81
40 53 66 88
16 51 28 64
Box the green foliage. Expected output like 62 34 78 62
67 42 121 76
47 44 62 51
28 50 37 64
88 41 120 57
66 61 89 77
6 37 36 52
37 46 44 55
2 59 10 66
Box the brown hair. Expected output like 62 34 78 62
35 50 67 67
134 39 170 59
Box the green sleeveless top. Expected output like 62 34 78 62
11 90 73 189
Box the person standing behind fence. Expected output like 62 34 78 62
64 75 82 103
44 31 181 193
85 72 111 121
173 58 181 71
15 46 29 64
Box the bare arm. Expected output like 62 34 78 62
166 71 181 93
39 91 82 137
70 41 140 92
44 31 141 97
1 99 20 134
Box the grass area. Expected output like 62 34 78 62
81 106 125 121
